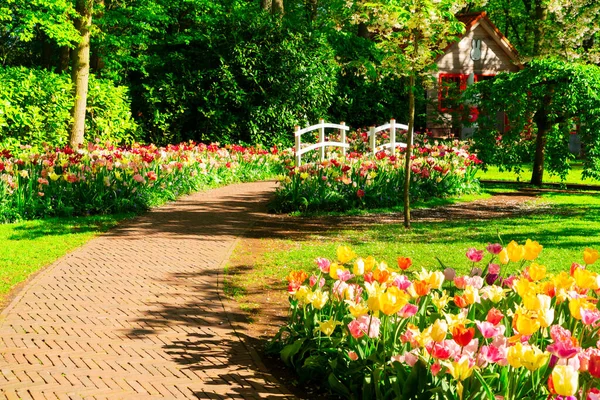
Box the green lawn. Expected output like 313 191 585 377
256 191 600 283
0 214 130 303
476 163 600 184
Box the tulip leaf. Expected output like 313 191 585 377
328 372 351 398
280 338 305 367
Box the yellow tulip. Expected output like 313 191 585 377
515 278 538 298
568 297 595 320
446 356 474 381
498 248 510 265
48 171 60 181
318 318 340 336
336 245 356 264
528 262 546 281
584 248 599 265
552 365 579 396
379 287 410 316
427 271 445 290
352 258 365 276
520 344 548 371
295 286 311 304
463 285 480 305
574 268 599 290
507 240 525 263
329 263 342 280
515 313 541 335
363 256 376 272
431 291 451 311
523 239 543 261
480 285 505 303
308 289 329 310
430 319 448 342
507 342 524 368
346 300 369 318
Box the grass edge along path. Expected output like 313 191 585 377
0 213 132 307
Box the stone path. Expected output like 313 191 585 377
0 181 296 399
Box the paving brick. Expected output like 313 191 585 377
0 182 295 399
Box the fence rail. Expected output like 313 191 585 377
294 119 408 166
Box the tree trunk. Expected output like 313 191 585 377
358 22 370 39
531 95 551 186
272 0 284 16
307 0 318 21
69 0 93 148
57 47 71 73
532 0 548 56
41 33 53 70
404 72 416 229
260 0 272 11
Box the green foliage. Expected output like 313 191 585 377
468 58 600 181
0 66 139 149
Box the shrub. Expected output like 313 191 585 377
0 66 139 150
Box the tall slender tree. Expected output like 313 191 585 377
358 0 466 228
70 0 94 147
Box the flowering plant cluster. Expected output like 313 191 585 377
271 241 600 399
271 137 481 212
0 142 281 221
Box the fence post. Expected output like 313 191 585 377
369 126 376 155
295 125 301 167
390 118 396 156
319 118 325 161
340 121 346 158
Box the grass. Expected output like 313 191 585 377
250 190 600 286
0 214 131 304
476 163 600 185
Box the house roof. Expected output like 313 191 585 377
440 11 522 68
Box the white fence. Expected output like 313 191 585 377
294 119 408 166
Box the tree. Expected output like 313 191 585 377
357 0 466 228
70 0 94 147
469 58 600 185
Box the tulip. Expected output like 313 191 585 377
486 308 504 325
466 248 484 262
523 239 543 261
589 352 600 378
308 289 329 309
452 324 475 347
318 318 340 336
498 248 510 264
551 365 578 396
506 240 525 262
515 313 541 335
584 248 599 265
397 256 412 270
486 243 503 255
430 319 448 342
336 245 356 264
527 262 546 281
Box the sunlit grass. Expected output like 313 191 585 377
257 191 600 282
477 163 600 184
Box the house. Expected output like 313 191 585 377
426 12 522 138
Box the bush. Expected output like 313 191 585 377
0 66 139 150
135 15 339 147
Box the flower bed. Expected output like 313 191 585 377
271 138 482 213
0 142 281 222
271 241 600 399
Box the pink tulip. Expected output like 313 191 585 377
393 275 412 290
348 351 359 361
476 320 506 339
488 263 500 274
466 248 484 262
486 243 503 255
431 362 442 376
337 269 354 282
348 315 380 339
398 304 418 318
316 258 331 273
581 308 600 326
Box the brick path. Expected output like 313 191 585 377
0 181 296 399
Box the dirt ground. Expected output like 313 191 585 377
221 189 546 398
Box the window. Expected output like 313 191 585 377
438 73 496 113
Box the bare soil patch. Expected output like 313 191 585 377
222 190 544 398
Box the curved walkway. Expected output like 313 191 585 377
0 181 295 399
